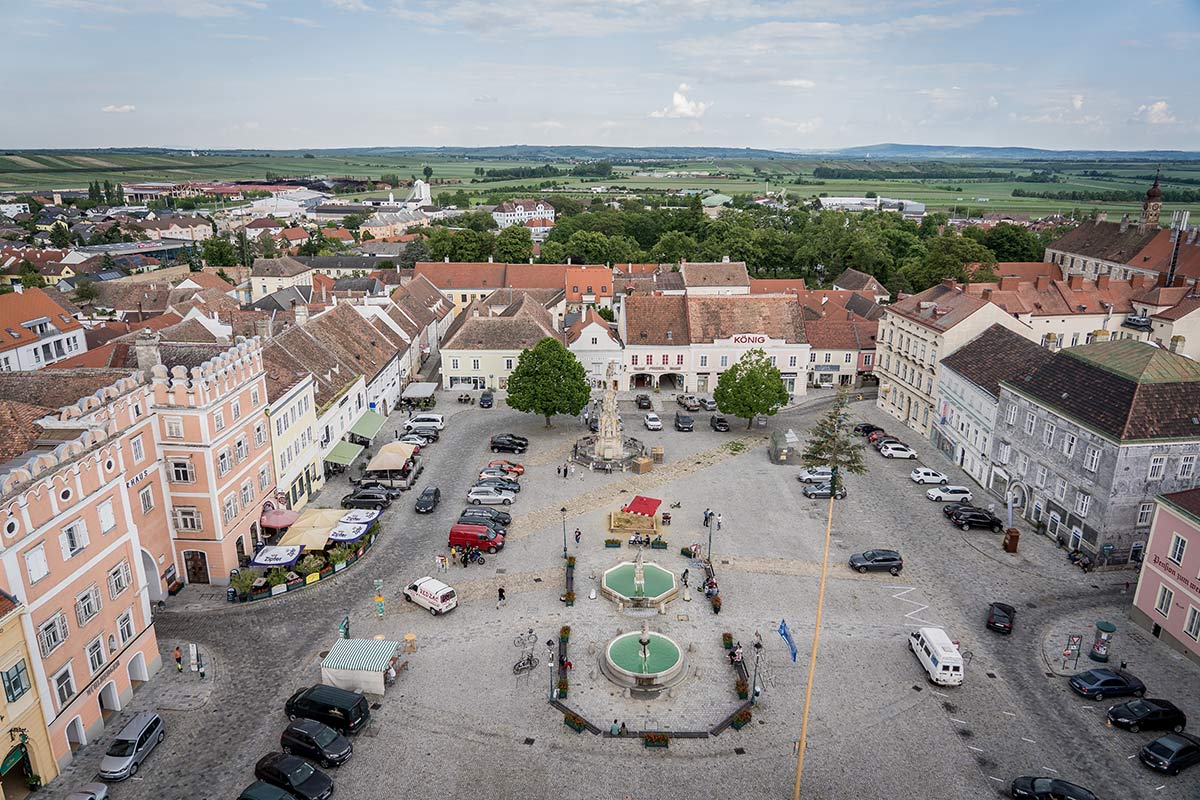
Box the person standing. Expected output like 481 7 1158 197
450 545 457 566
497 586 506 609
703 508 712 527
716 513 723 531
681 568 689 587
557 465 562 477
574 528 582 545
174 646 183 673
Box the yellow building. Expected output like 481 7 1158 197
438 297 558 390
0 592 58 798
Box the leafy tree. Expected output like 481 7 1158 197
538 240 568 264
454 211 498 232
256 232 279 258
342 213 368 231
565 230 612 264
115 183 125 204
451 229 494 262
799 388 867 495
423 165 433 181
99 253 118 272
88 181 103 203
72 278 99 304
49 224 71 248
901 233 995 291
180 243 202 271
381 173 401 188
649 230 699 264
495 225 534 263
713 348 789 428
398 238 431 268
102 179 115 204
505 337 591 428
426 227 454 261
297 230 327 257
202 236 239 267
19 262 46 288
981 222 1043 262
593 305 615 322
235 230 254 267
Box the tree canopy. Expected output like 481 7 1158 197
800 389 866 494
505 337 592 428
713 348 790 428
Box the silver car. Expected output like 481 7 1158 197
797 466 834 483
466 486 515 506
99 712 164 781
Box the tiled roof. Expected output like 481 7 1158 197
303 304 401 384
320 228 354 242
497 199 554 213
749 278 807 294
413 261 503 290
0 399 55 464
92 280 173 316
1151 294 1200 322
624 295 690 345
1159 488 1200 523
157 318 222 343
619 271 685 293
991 262 1063 282
279 227 309 241
246 218 282 229
502 263 570 289
42 288 81 317
0 368 134 409
251 256 310 278
804 312 878 351
261 326 357 407
132 217 209 231
566 308 619 345
1125 228 1200 283
158 343 233 370
679 261 749 288
1003 340 1200 441
686 296 807 344
482 287 564 310
962 275 1147 317
1047 220 1158 264
440 298 557 352
1136 286 1191 308
886 282 991 333
177 271 234 292
0 288 85 354
940 324 1055 399
832 267 886 293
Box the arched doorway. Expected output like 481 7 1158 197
183 550 209 584
660 372 685 391
65 716 86 753
1009 483 1028 513
99 681 121 722
0 742 33 798
141 549 163 604
630 373 652 389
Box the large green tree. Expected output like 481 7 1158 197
451 229 494 262
505 337 591 428
981 222 1044 262
494 225 534 263
713 348 790 428
564 230 612 264
49 224 71 248
72 278 99 304
201 236 239 267
398 238 431 268
649 230 699 264
800 389 867 495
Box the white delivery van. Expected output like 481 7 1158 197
403 577 458 615
908 627 964 686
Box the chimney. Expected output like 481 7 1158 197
722 255 730 263
1035 274 1051 291
998 276 1020 291
1092 329 1110 342
444 256 450 263
1068 274 1084 289
254 317 272 339
1096 275 1111 289
940 279 958 290
1170 335 1185 353
134 332 161 372
389 191 395 204
294 304 309 326
488 255 494 263
982 288 993 301
1044 332 1058 350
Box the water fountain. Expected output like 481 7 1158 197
600 621 687 698
571 361 645 471
601 550 679 609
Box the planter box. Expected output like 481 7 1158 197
558 690 568 699
650 542 667 550
731 718 750 730
286 579 304 589
319 569 334 579
604 542 621 548
333 562 348 572
250 590 269 601
737 690 749 700
565 600 575 607
643 740 669 749
345 555 359 566
270 584 288 596
564 718 587 733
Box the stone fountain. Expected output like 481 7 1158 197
600 620 687 698
601 549 679 609
571 361 645 471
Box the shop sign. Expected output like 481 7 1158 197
813 365 841 372
732 335 766 344
125 467 154 488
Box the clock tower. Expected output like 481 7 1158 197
1141 170 1163 230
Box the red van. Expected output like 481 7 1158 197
448 523 505 553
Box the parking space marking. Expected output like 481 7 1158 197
885 585 937 626
988 776 1004 783
1128 754 1138 759
967 745 984 752
1041 767 1058 774
950 718 968 725
932 690 949 698
1003 711 1018 717
1020 737 1036 744
1155 785 1166 791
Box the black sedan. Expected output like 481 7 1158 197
709 415 730 432
254 753 333 800
340 489 392 510
352 481 401 499
854 423 883 436
942 501 978 518
986 602 1016 634
479 391 494 409
1107 698 1187 733
490 434 527 454
848 549 903 575
460 507 511 526
635 394 652 409
1139 732 1200 775
414 486 441 513
1068 667 1146 701
1010 776 1097 800
949 508 1004 532
280 719 352 768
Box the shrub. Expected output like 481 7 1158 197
736 678 748 697
265 567 290 587
294 554 326 576
230 571 257 595
722 632 733 649
327 545 353 564
643 732 669 745
604 538 620 546
732 709 752 728
564 591 576 603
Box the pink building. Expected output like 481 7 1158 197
1132 488 1200 666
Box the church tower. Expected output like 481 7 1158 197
1141 170 1163 231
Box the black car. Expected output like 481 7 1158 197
1010 776 1097 800
1068 668 1146 701
848 549 903 575
854 423 884 436
340 490 391 510
456 515 507 536
479 391 494 409
459 507 511 526
414 486 441 513
674 412 694 432
949 508 1003 532
1140 733 1200 775
280 719 352 768
635 394 652 409
986 602 1016 634
942 501 978 518
254 753 333 800
490 434 527 454
406 426 439 442
1107 698 1187 733
709 415 730 432
474 477 520 493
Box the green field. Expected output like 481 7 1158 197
3 151 1200 219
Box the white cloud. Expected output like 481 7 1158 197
45 0 263 17
101 104 135 113
649 83 708 118
534 119 565 130
212 33 267 40
1132 100 1176 125
987 95 999 109
771 78 815 88
473 95 499 104
286 16 319 26
327 0 371 9
763 115 822 134
1071 94 1084 111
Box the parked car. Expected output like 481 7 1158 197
635 394 653 409
674 411 694 431
848 549 903 575
927 485 973 502
403 576 458 615
280 719 352 768
797 466 834 483
236 781 298 800
467 486 515 506
254 753 333 800
676 394 700 411
985 602 1016 634
1068 668 1146 701
949 508 1003 532
474 477 520 493
352 481 402 499
709 414 730 432
414 486 441 513
1107 698 1187 733
872 437 902 450
285 685 371 734
588 416 600 433
99 713 164 781
479 467 519 480
910 467 948 484
879 442 918 459
643 413 662 430
855 423 884 436
341 489 392 510
448 523 503 553
66 784 110 800
460 506 511 526
487 460 524 475
1009 777 1098 800
456 515 506 536
942 501 978 518
404 413 444 431
867 430 890 443
1139 732 1200 775
405 425 440 442
803 482 846 499
490 434 528 454
397 434 430 449
479 391 494 409
698 397 718 411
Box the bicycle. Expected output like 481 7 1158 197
513 651 540 675
514 628 538 649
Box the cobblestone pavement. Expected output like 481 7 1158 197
43 392 1200 800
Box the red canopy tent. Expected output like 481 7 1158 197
622 495 662 517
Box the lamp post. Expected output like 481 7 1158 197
706 512 715 562
560 506 568 560
546 640 556 700
750 640 764 705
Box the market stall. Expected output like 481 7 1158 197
321 638 402 695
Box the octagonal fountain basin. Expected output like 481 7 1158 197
601 561 679 608
600 630 687 698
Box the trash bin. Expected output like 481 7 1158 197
1003 528 1020 553
226 586 238 603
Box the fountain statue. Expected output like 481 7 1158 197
639 621 651 673
633 549 646 598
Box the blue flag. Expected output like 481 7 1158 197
778 619 798 662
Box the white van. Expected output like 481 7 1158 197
403 577 457 615
908 627 964 686
404 413 445 431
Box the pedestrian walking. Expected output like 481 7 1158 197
450 545 457 566
574 528 582 544
716 513 723 531
681 568 689 587
173 646 183 673
557 465 562 477
562 464 569 480
497 587 506 609
703 508 712 527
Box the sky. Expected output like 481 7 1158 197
4 0 1199 151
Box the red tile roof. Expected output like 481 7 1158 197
0 288 84 354
887 281 992 333
1160 488 1200 523
0 399 55 464
749 278 807 294
1126 228 1200 283
962 274 1147 316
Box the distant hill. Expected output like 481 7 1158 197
821 143 1200 161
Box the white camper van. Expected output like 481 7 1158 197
908 627 964 686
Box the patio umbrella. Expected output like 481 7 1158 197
260 507 300 530
329 522 369 542
250 545 303 568
341 509 381 525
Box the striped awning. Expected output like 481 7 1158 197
321 638 399 672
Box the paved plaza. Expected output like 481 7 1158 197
45 391 1200 800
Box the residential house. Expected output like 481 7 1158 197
567 309 622 388
524 218 554 241
990 339 1200 564
0 289 87 371
832 268 891 303
304 304 406 417
131 217 212 242
278 227 310 249
1132 488 1200 665
359 211 427 240
491 199 556 230
564 265 614 310
244 218 284 242
679 260 750 295
1121 226 1200 287
250 256 312 302
1147 293 1200 362
264 373 322 512
803 310 878 389
439 296 558 390
0 590 59 790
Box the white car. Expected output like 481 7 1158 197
67 785 109 800
797 466 834 483
880 443 918 459
643 413 663 430
399 434 431 447
926 485 973 502
466 486 515 506
910 468 948 484
404 413 445 431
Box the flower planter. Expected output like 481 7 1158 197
737 689 749 700
558 689 568 699
319 568 334 580
680 547 692 557
250 589 269 601
333 561 348 572
604 541 621 548
286 578 304 589
564 717 587 733
345 555 359 566
565 600 574 607
650 542 667 550
722 633 734 650
643 735 669 749
270 584 288 596
731 717 751 730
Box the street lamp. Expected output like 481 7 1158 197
706 512 715 562
546 640 556 700
560 507 568 560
